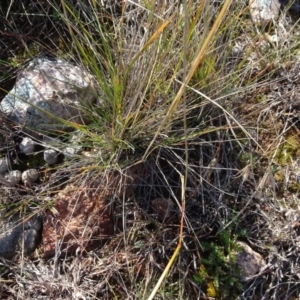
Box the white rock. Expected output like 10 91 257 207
19 137 35 155
22 169 39 185
0 58 98 130
5 170 22 185
232 44 243 57
250 0 280 26
44 149 58 165
62 147 76 159
0 157 10 173
62 146 82 159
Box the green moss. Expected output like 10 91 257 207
276 134 300 165
288 182 300 193
13 152 45 172
26 152 45 168
255 94 267 103
8 42 40 67
194 228 244 299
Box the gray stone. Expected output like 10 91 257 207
19 137 35 155
0 214 42 259
236 241 266 282
21 169 39 185
5 170 22 185
0 58 98 131
62 131 84 159
44 149 58 165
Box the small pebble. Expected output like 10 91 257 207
63 146 81 159
19 137 35 155
0 157 10 173
5 170 22 185
22 169 39 186
232 44 243 57
44 149 58 165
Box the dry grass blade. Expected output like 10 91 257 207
143 0 233 160
148 172 185 300
128 12 176 71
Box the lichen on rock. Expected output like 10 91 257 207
0 58 98 131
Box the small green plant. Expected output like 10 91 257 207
194 228 244 299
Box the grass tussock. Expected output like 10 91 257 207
2 0 300 299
